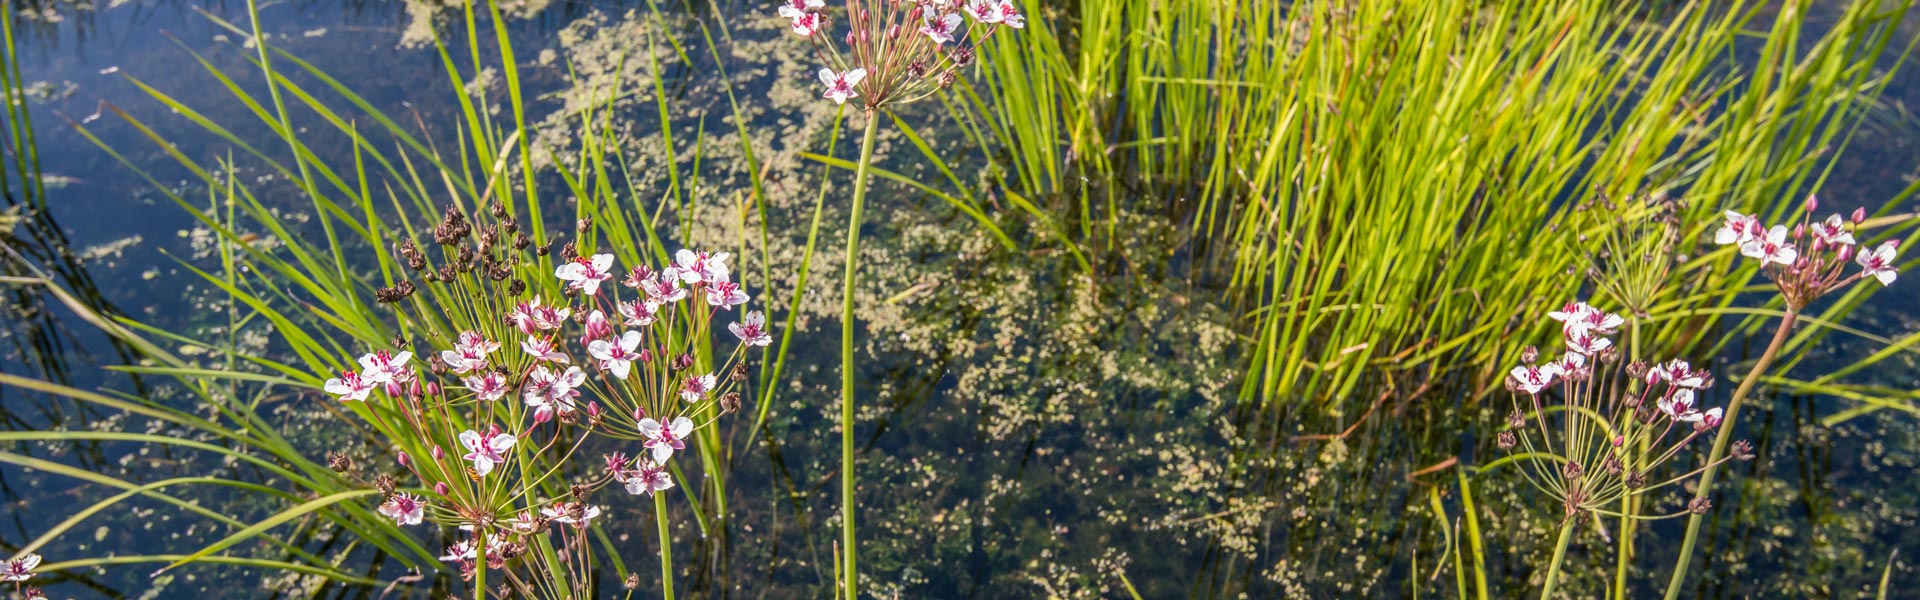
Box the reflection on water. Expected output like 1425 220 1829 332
4 1 1919 598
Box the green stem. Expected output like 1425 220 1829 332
840 113 882 600
1614 321 1641 598
656 491 675 600
1661 310 1798 600
1541 518 1577 600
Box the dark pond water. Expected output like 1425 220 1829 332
4 1 1920 598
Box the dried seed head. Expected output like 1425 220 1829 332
375 474 397 495
1495 430 1516 450
1625 471 1646 489
731 363 750 383
721 391 742 414
560 241 579 263
1602 456 1622 476
1625 361 1648 379
374 280 417 303
673 353 695 371
1507 410 1525 430
576 216 593 234
1562 460 1583 481
1732 440 1755 461
507 279 527 296
625 574 642 590
1688 497 1712 514
327 451 353 473
1520 345 1539 365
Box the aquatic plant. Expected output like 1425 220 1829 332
1662 197 1901 598
777 0 1022 594
313 204 768 598
1497 301 1751 597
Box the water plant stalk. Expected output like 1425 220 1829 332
656 491 674 600
1661 310 1800 599
1540 518 1576 599
839 112 881 600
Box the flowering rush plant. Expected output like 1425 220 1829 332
319 205 769 598
1714 196 1899 308
1500 301 1753 522
776 0 1023 108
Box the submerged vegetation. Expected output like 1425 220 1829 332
4 0 1920 597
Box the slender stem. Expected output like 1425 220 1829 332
840 113 882 600
656 491 674 600
1661 310 1798 600
1614 320 1641 598
1541 518 1577 600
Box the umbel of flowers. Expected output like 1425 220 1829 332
1501 301 1755 598
320 205 769 599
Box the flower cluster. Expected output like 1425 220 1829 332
316 206 772 595
778 0 1022 108
1501 301 1752 519
1715 196 1899 309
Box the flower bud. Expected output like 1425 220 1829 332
639 348 655 363
1803 194 1818 214
397 451 411 467
633 407 649 422
435 482 451 496
1852 206 1867 224
673 353 695 371
1837 244 1853 263
1792 223 1805 240
534 408 552 424
432 445 446 460
425 382 441 397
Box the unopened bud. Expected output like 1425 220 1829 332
673 353 695 371
425 382 441 397
435 482 451 496
1837 244 1854 263
639 348 654 363
1792 223 1805 240
1803 194 1819 214
432 445 446 460
1852 206 1867 224
534 408 552 423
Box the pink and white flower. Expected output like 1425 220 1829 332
1856 240 1898 286
508 296 571 335
996 0 1024 28
1509 362 1564 395
789 11 823 36
357 350 413 383
775 0 823 18
555 253 616 296
680 373 718 401
1658 389 1699 421
963 0 1001 23
674 249 732 286
1648 359 1709 389
439 331 499 374
521 337 571 364
624 462 676 496
920 12 962 44
324 370 376 402
524 366 586 420
1810 214 1856 247
588 331 645 380
439 540 478 562
820 67 866 105
1562 325 1612 356
619 299 661 327
458 429 517 476
379 492 427 526
1739 225 1797 266
706 281 750 309
1 553 39 582
540 502 604 527
642 275 688 304
1713 210 1764 246
462 370 511 402
639 416 695 462
1546 302 1624 335
730 311 773 347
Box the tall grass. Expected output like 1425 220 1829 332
966 0 1918 412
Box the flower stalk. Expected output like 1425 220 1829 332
1659 309 1797 600
1540 518 1577 600
839 113 881 600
